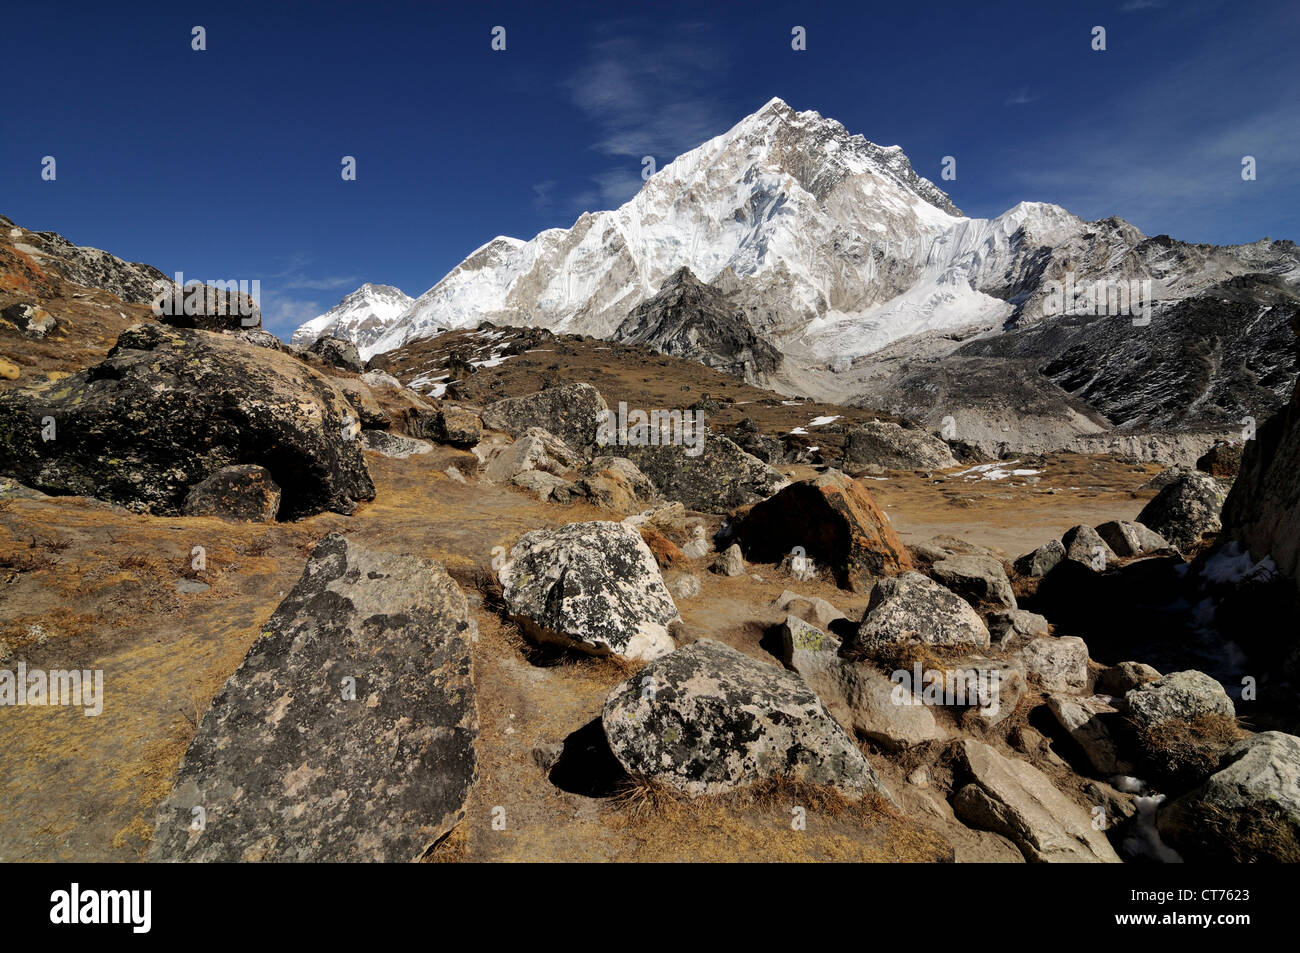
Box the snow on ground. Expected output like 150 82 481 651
789 427 809 435
808 415 841 426
952 461 1042 481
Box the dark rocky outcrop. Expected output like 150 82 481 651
149 534 479 862
734 469 911 592
0 324 374 518
181 464 281 522
1136 471 1227 551
621 433 788 514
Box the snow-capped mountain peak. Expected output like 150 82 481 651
291 282 413 350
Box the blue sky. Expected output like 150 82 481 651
3 0 1297 338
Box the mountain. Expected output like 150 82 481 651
291 283 412 351
309 97 1300 461
614 267 781 384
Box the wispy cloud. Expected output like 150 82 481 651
562 19 733 211
1004 86 1039 106
1120 0 1166 11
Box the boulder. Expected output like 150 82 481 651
1046 694 1126 775
0 324 374 518
952 739 1121 863
930 553 1017 609
1061 524 1117 570
155 283 261 331
848 572 990 653
773 589 846 631
482 382 608 457
734 469 912 592
778 616 946 749
308 335 364 372
1124 670 1235 732
360 369 403 390
1012 538 1065 577
602 639 891 798
429 405 483 448
1096 661 1161 698
1094 519 1171 558
148 534 478 862
511 470 575 503
620 432 789 514
497 521 679 661
482 428 581 484
1158 731 1300 862
938 656 1026 725
360 429 433 459
1196 440 1244 479
1136 471 1227 551
572 456 658 511
1019 636 1090 693
710 543 745 577
987 609 1049 648
1220 370 1300 590
839 420 957 471
181 464 281 522
330 376 391 429
665 571 702 601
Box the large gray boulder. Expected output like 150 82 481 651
1013 538 1065 577
497 521 678 661
952 739 1121 863
1158 731 1300 862
930 553 1017 609
779 616 946 749
847 572 990 653
1137 471 1227 551
839 420 957 471
482 427 581 484
0 324 375 519
1062 524 1117 570
1019 636 1090 693
1095 519 1171 558
602 639 891 799
482 382 608 456
149 535 478 862
1124 670 1235 733
620 432 789 514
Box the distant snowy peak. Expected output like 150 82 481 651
291 282 413 350
367 96 967 355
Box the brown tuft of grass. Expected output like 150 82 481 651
1135 713 1245 787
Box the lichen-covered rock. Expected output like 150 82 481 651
780 617 947 749
482 428 581 484
839 420 957 471
621 432 788 514
511 469 575 503
711 543 745 577
1137 471 1227 551
430 405 483 447
1158 731 1300 862
0 302 56 338
572 456 658 511
148 534 478 862
773 589 846 631
1094 519 1171 558
1019 636 1090 693
182 465 281 522
987 609 1049 648
1124 670 1235 732
482 382 608 457
734 469 911 592
1013 538 1065 577
308 335 364 372
498 521 679 660
848 572 989 653
1096 660 1161 697
360 429 432 459
930 553 1017 609
330 376 391 429
603 639 892 798
1061 524 1117 570
952 739 1121 863
1196 440 1244 479
0 324 374 518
